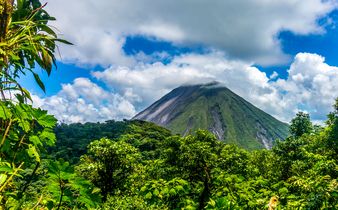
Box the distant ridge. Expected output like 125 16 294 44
134 82 289 150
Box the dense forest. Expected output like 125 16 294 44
1 105 338 209
1 0 337 209
51 113 337 209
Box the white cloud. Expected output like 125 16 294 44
33 78 136 123
32 52 338 124
44 0 337 66
275 53 338 121
91 52 338 123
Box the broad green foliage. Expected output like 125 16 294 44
0 101 57 206
0 101 69 209
0 101 99 210
0 101 57 161
0 103 99 209
43 160 100 209
4 159 100 209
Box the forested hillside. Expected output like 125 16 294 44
51 120 171 163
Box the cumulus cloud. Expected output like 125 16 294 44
274 53 338 121
92 52 265 106
92 52 338 123
44 0 337 66
33 78 136 123
32 52 338 124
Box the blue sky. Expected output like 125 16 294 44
29 0 338 123
281 11 338 65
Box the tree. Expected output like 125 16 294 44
0 0 71 101
0 0 70 207
161 130 223 209
77 138 141 201
326 98 338 153
289 112 313 138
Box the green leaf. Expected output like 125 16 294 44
162 187 169 195
33 72 46 92
54 38 73 45
208 199 216 207
92 187 101 194
39 130 56 146
27 144 40 162
0 165 13 173
39 24 57 38
0 103 12 119
153 189 159 196
169 188 176 196
36 111 57 128
14 104 30 120
145 192 152 200
175 185 184 192
140 186 147 192
18 120 31 133
29 135 43 147
0 174 8 186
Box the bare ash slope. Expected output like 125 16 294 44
133 82 289 150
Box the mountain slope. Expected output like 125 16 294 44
134 82 289 150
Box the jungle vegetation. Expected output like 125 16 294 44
0 0 337 209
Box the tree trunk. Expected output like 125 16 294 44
198 165 211 210
0 0 13 99
0 0 13 42
18 162 40 199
